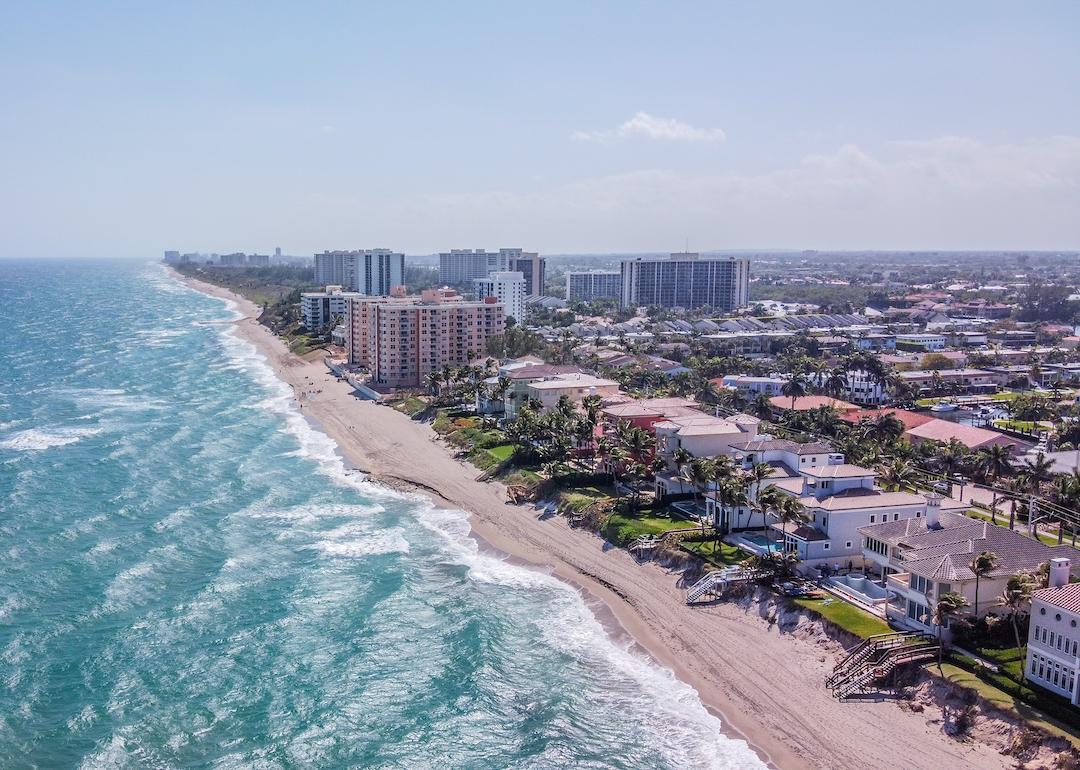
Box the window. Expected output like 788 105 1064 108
846 541 852 549
823 543 831 550
870 515 876 524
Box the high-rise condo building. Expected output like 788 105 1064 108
507 250 545 296
314 249 405 295
565 270 621 302
474 271 526 324
619 253 750 311
439 248 544 294
345 288 506 389
219 252 248 267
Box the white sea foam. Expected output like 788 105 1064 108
0 426 101 452
416 502 764 769
175 272 765 770
312 525 410 559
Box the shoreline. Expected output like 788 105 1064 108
168 266 1014 770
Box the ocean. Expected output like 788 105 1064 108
0 259 764 769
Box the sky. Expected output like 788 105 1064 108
1 1 1079 258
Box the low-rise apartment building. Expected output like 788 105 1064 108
345 288 505 389
719 375 788 398
301 285 363 330
897 368 1005 393
895 333 947 351
524 373 620 412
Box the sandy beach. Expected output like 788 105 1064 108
172 269 1016 770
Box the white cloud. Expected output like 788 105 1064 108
395 135 1080 250
572 111 726 143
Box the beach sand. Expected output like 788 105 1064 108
173 269 1014 770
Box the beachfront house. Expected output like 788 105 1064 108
861 507 1076 635
1025 560 1080 705
524 374 620 413
704 439 838 532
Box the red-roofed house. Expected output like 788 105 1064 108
904 418 1027 453
838 408 936 431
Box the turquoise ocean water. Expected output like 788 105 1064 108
0 260 763 769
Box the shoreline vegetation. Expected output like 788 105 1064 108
169 266 1075 770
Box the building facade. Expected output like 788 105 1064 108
300 286 363 330
1026 560 1080 705
620 253 750 311
566 270 622 302
508 251 545 296
474 271 526 324
345 289 505 389
314 249 404 295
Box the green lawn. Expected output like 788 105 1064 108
680 539 750 568
486 443 515 462
793 597 891 639
604 510 701 546
992 419 1045 432
938 661 1080 746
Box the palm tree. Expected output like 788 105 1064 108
781 372 808 411
1022 452 1054 495
712 474 749 536
869 412 905 444
754 485 786 535
825 366 849 399
974 444 1014 523
879 458 917 491
931 591 970 667
750 393 773 420
685 456 714 505
997 573 1036 681
970 551 999 619
745 461 774 519
671 446 694 476
774 496 809 562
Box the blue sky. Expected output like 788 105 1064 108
2 1 1078 257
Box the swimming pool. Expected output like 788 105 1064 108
740 532 783 553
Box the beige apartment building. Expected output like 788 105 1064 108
346 288 505 388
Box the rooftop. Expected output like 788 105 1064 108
527 374 619 391
905 419 1020 450
860 511 1075 581
1035 583 1080 615
800 464 876 479
838 408 936 431
728 438 834 455
767 395 858 412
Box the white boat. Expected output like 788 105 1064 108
930 401 959 413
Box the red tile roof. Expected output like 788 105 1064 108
838 408 936 431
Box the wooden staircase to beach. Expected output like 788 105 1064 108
826 632 938 700
684 565 763 603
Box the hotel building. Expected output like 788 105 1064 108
314 249 404 295
619 253 750 311
474 271 526 325
566 270 621 302
345 288 505 389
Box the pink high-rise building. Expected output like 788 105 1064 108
346 288 505 388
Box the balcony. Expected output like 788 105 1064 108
886 572 911 592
